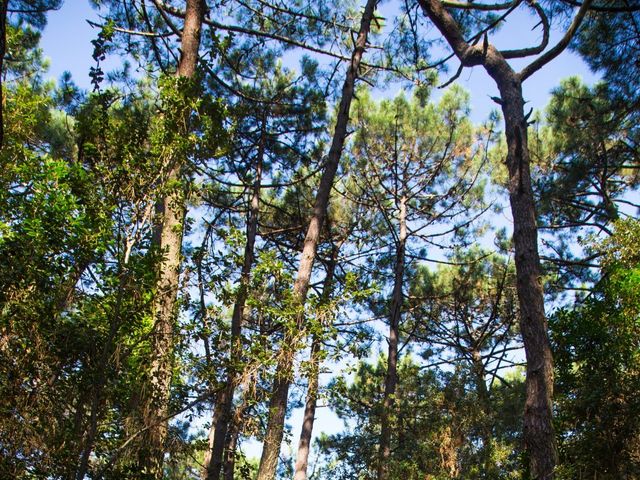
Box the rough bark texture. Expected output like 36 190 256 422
255 2 378 477
293 245 339 480
377 195 406 480
497 74 556 480
140 1 205 476
413 1 595 477
202 117 265 480
222 414 240 480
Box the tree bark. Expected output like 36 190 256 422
413 1 593 477
255 1 378 478
292 337 321 480
221 369 255 480
202 117 265 480
140 1 206 476
496 74 556 480
377 195 406 480
293 244 340 480
222 414 240 480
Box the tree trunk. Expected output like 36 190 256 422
255 2 378 478
490 73 555 480
377 195 406 480
415 2 562 477
292 338 321 480
222 417 240 480
202 117 265 480
140 1 205 476
293 244 340 480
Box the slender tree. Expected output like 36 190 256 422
256 1 379 477
343 87 484 480
202 113 265 480
416 2 593 477
293 238 341 480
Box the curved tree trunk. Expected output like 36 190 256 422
140 1 206 476
412 1 595 476
255 1 379 478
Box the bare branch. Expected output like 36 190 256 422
519 0 593 81
500 0 550 59
441 0 517 10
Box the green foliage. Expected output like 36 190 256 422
573 5 640 105
3 2 640 479
0 34 120 477
155 74 227 167
408 250 524 479
526 76 640 291
537 77 638 227
318 355 525 480
552 219 640 479
89 19 115 91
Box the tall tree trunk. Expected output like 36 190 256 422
222 413 241 480
413 1 596 476
377 195 406 480
202 117 265 480
140 1 205 476
497 77 556 480
293 244 340 480
255 1 378 478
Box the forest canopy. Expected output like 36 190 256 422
0 1 639 479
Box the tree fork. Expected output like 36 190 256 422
415 1 592 477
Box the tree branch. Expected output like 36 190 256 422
519 0 593 81
500 0 550 59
